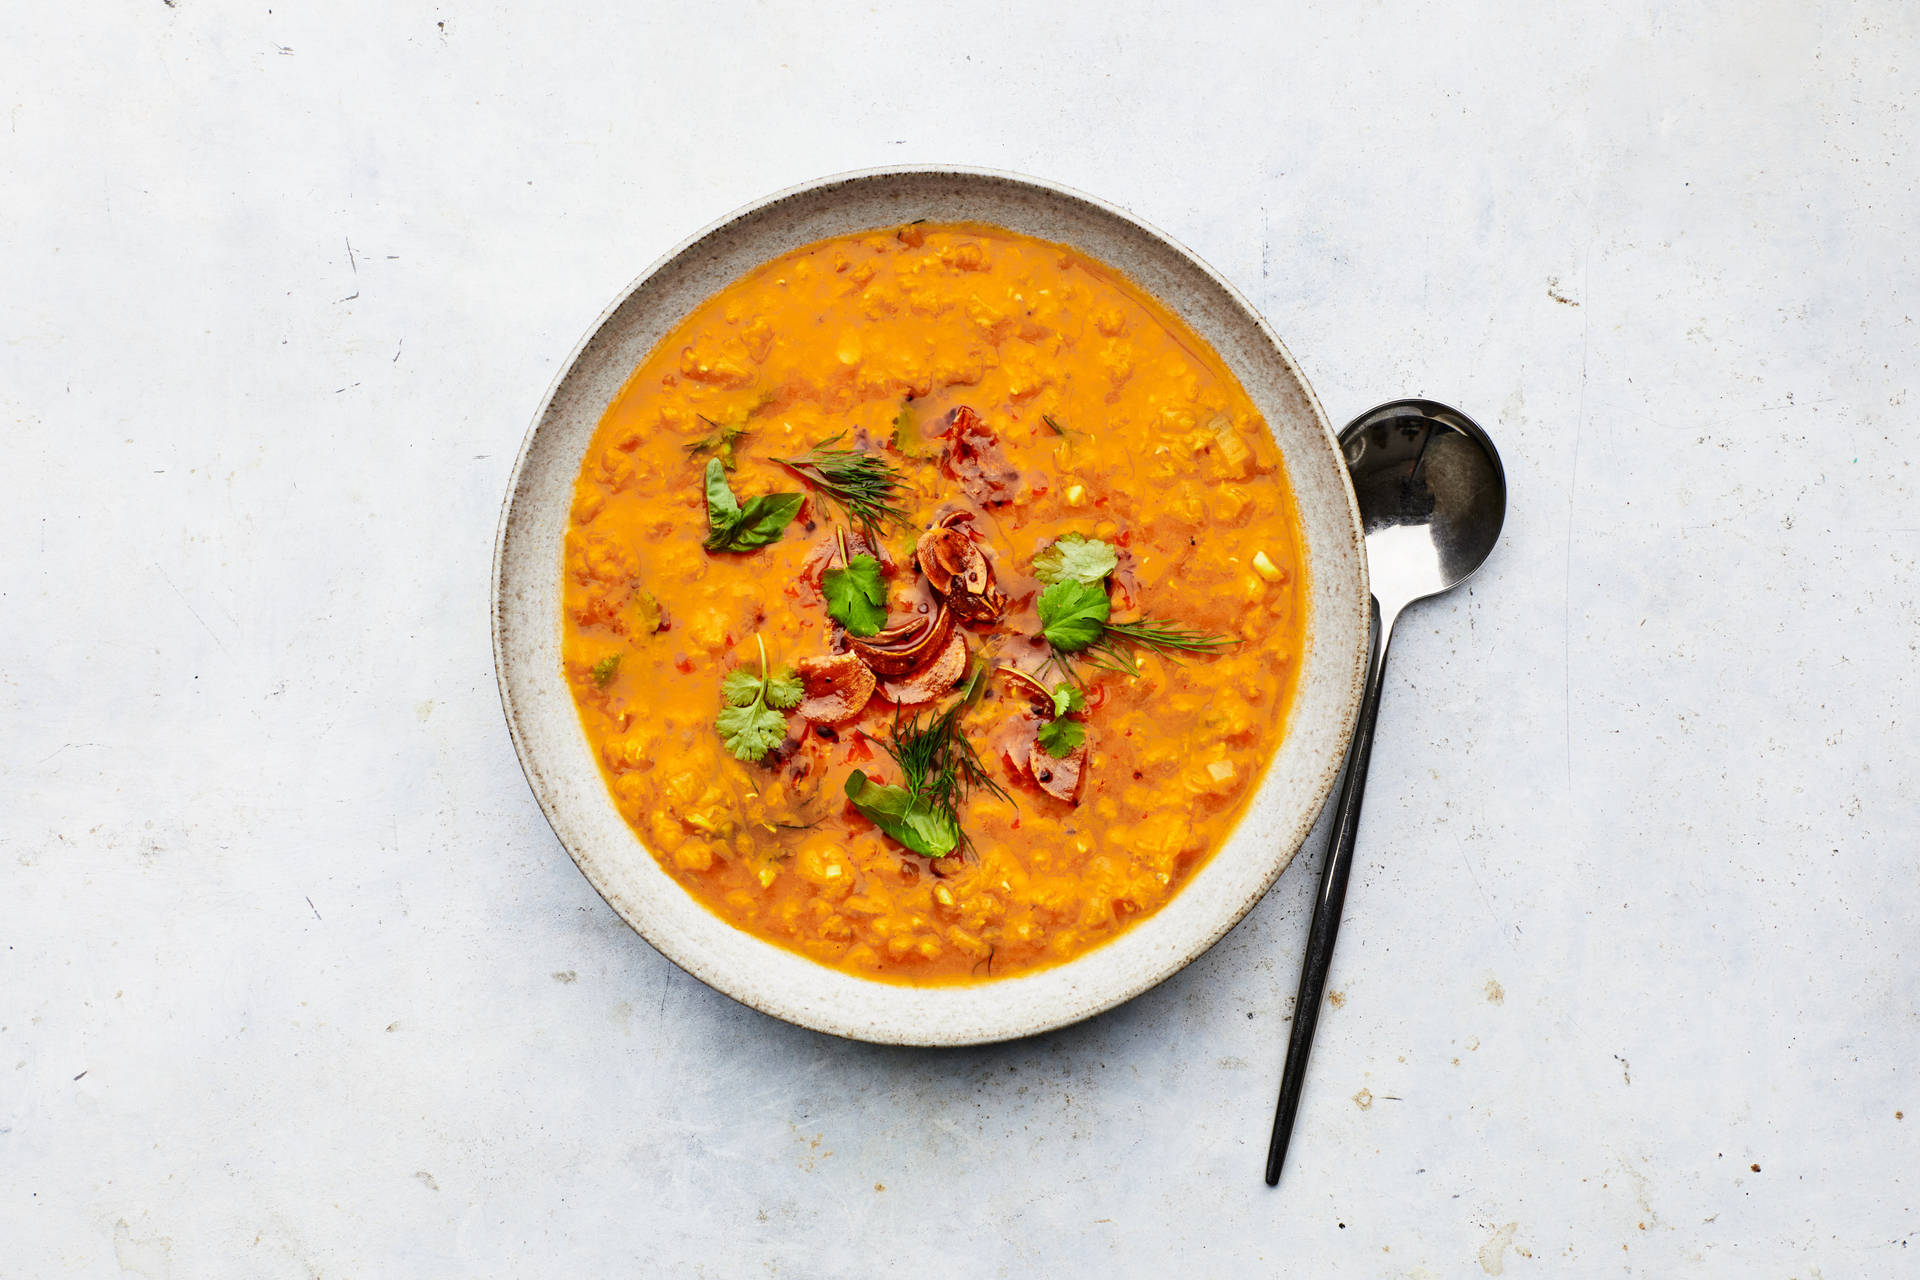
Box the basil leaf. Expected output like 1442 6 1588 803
822 553 888 636
1032 533 1118 585
1049 682 1085 718
1036 717 1085 759
843 769 959 858
708 492 803 552
703 457 741 543
1036 579 1111 651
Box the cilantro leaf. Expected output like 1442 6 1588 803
843 770 960 858
720 668 763 706
1036 579 1111 651
822 553 888 636
1036 717 1085 759
715 637 795 761
715 701 787 762
764 667 803 710
590 654 621 687
1049 682 1085 718
701 459 802 552
1032 533 1118 585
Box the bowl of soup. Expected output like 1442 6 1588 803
494 168 1368 1044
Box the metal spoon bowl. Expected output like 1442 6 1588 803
1265 399 1506 1185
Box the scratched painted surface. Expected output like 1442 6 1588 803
2 2 1916 1275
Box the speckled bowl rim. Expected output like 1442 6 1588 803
493 166 1368 1045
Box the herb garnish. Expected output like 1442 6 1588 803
1094 619 1238 664
1036 717 1084 758
1049 681 1085 719
776 434 911 535
1032 533 1119 585
822 547 888 637
631 589 667 635
1037 579 1112 650
1035 681 1085 758
685 416 750 469
1032 543 1237 673
890 401 921 459
590 653 621 687
843 671 1009 859
715 636 802 762
702 458 803 553
842 772 960 859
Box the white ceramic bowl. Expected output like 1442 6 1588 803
493 167 1368 1045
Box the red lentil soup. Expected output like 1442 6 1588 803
561 222 1306 984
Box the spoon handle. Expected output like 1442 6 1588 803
1265 599 1389 1186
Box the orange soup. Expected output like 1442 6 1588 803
561 222 1306 984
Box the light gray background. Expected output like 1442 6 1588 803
3 2 1915 1276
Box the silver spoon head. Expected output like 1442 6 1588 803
1339 400 1506 618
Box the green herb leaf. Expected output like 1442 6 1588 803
1036 579 1111 651
715 636 795 761
701 459 803 553
720 668 763 707
1032 533 1118 585
717 493 804 551
764 668 803 710
686 416 750 469
843 770 960 858
589 654 622 687
822 553 888 636
890 402 920 458
1049 682 1084 718
632 589 665 634
961 655 991 708
1035 717 1085 759
715 701 788 762
703 458 740 532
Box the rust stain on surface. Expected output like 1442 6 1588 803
1477 1221 1519 1274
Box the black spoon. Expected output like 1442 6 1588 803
1265 400 1507 1186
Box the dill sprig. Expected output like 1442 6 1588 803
776 434 912 534
881 670 1010 852
1076 619 1239 674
